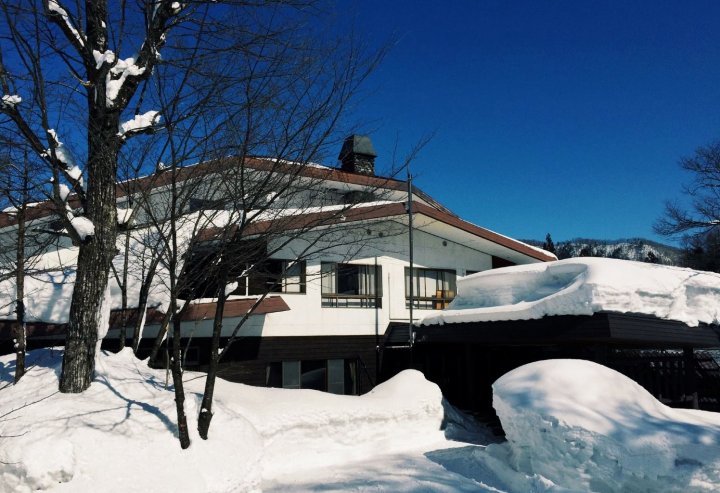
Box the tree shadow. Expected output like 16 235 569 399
92 373 178 437
0 347 64 387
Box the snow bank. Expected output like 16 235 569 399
421 257 720 327
0 349 263 493
0 270 75 324
207 368 446 480
493 359 720 492
0 350 446 492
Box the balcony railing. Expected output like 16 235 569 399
322 293 382 308
406 290 455 310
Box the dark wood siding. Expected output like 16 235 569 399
164 335 380 394
415 312 720 348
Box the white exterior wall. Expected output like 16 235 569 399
137 225 496 339
147 226 493 339
0 167 549 341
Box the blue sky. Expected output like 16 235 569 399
338 0 720 245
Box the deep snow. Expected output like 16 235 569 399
0 349 458 492
421 257 720 327
2 350 720 492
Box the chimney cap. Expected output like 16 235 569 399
338 134 377 160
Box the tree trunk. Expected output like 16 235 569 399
13 301 26 383
13 201 26 383
118 230 131 351
171 314 191 449
149 310 173 364
198 280 227 439
133 255 160 354
59 111 119 393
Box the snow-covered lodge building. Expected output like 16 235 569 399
0 135 555 395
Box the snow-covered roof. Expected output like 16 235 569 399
419 257 720 327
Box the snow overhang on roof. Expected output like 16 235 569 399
419 257 720 328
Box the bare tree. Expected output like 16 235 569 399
190 139 427 439
0 144 54 382
1 0 392 450
655 139 720 238
655 139 720 271
0 0 182 392
0 0 387 396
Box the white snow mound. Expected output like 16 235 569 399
493 359 720 492
421 257 720 327
0 350 446 492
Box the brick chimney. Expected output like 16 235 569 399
338 135 377 176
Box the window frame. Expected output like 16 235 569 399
239 259 307 295
321 262 383 308
266 358 359 395
405 267 457 309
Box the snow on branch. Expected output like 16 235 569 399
117 208 134 226
1 95 21 108
58 183 71 202
46 129 83 187
93 50 115 70
69 215 95 241
106 1 180 110
45 0 86 50
105 56 147 108
118 110 162 138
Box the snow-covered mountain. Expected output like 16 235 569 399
523 238 683 266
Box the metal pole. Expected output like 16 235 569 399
407 170 414 347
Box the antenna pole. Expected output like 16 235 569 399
407 169 414 347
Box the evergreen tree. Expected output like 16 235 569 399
556 242 573 260
542 233 556 254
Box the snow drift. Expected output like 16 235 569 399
493 359 720 492
421 257 720 327
0 349 445 492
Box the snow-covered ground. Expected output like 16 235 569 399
2 349 720 492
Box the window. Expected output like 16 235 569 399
188 197 226 213
321 262 382 308
178 246 240 299
179 239 305 299
266 359 358 394
405 267 456 309
240 259 306 295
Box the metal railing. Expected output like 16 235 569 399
321 293 382 308
405 290 454 310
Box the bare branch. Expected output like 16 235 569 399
42 0 86 55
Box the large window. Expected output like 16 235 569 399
266 359 358 394
239 259 306 295
179 241 305 298
321 262 382 308
405 267 456 309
